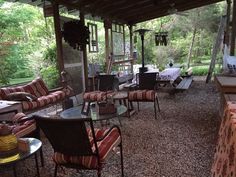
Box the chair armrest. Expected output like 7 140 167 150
96 125 121 141
49 87 64 93
16 115 35 124
0 109 18 115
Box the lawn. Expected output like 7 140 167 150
9 77 34 85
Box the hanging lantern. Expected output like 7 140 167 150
155 32 168 46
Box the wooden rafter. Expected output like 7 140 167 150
8 0 225 24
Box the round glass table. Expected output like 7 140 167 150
0 138 42 177
60 104 127 126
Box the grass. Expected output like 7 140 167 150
9 77 34 85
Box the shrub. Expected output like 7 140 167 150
40 66 60 89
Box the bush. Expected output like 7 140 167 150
40 66 60 89
12 69 34 78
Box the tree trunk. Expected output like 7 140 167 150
187 27 197 68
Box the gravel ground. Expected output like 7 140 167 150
1 76 221 177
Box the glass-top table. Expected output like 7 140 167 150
0 138 42 177
60 104 127 126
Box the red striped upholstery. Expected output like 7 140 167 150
0 78 72 112
83 91 107 102
0 78 49 99
10 113 36 138
21 90 70 111
128 90 155 101
52 127 121 169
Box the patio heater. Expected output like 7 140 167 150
134 29 152 73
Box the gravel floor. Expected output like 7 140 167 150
1 76 221 177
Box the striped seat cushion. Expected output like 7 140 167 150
10 113 36 138
22 90 68 111
128 90 156 101
83 91 107 102
53 127 121 169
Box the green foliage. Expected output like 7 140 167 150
40 66 60 89
43 43 57 63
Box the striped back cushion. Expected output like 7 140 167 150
24 78 49 97
0 85 28 100
0 78 49 99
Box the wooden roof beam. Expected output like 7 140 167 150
125 0 224 24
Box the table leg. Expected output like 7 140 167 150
35 153 40 177
13 165 17 177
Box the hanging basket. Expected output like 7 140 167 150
62 20 90 50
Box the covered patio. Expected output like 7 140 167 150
1 0 236 177
1 77 220 177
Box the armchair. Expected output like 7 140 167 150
34 115 124 177
128 72 160 119
83 74 117 102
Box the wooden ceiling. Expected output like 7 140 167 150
9 0 225 24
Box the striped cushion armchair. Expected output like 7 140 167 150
83 74 117 102
34 115 124 177
128 72 160 119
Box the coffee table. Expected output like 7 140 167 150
0 101 22 121
60 104 127 126
0 138 42 177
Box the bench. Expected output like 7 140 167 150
176 76 193 90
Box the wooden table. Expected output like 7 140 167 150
215 75 236 93
0 101 22 121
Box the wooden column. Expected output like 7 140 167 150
80 13 88 89
104 20 110 68
129 25 134 73
230 0 236 55
225 0 231 45
52 2 64 74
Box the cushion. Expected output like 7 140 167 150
5 92 38 101
128 90 156 101
52 127 121 169
10 113 36 138
83 91 107 102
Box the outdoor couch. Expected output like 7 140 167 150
0 77 72 113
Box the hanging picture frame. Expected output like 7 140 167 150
87 22 99 53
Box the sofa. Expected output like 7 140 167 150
0 77 72 113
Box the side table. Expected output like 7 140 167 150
0 138 42 177
0 101 22 121
113 91 135 117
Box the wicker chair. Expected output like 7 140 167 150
34 115 124 177
128 72 160 119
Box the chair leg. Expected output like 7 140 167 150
97 169 101 177
40 148 44 167
120 143 124 177
156 96 160 112
54 164 58 177
137 101 140 111
154 100 157 119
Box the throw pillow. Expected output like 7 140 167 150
5 92 38 101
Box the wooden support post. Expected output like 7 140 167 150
230 0 236 55
80 13 88 89
225 0 231 46
104 20 110 68
206 16 226 83
129 25 134 73
52 2 64 75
